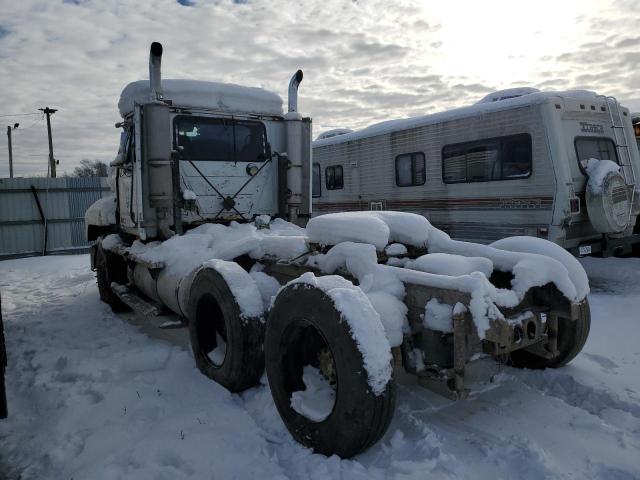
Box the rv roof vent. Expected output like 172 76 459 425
475 87 540 105
316 128 354 141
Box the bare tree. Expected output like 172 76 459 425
71 159 108 177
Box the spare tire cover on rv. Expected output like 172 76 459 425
585 160 631 233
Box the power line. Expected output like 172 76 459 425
0 112 41 118
12 116 44 132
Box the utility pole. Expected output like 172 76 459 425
38 107 58 178
6 123 18 179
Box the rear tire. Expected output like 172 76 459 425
265 285 396 458
94 240 129 313
509 299 591 369
187 268 265 393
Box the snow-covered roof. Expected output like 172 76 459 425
316 128 354 141
474 87 541 104
313 89 602 148
118 79 283 118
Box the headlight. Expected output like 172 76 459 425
246 164 259 176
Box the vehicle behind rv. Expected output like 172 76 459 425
312 89 640 256
85 43 592 458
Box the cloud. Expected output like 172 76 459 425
0 0 637 177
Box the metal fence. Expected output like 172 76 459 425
0 177 110 260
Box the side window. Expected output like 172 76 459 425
501 136 532 179
325 165 343 190
575 137 619 173
396 152 426 186
312 163 321 197
234 120 268 162
442 134 531 183
174 116 267 162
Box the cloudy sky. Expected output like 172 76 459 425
0 0 638 177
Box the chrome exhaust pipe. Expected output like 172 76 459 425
149 42 163 100
288 70 303 113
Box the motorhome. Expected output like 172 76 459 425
312 88 640 256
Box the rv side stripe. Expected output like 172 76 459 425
315 196 553 211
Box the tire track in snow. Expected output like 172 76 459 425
517 369 640 420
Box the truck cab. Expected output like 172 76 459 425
98 42 311 243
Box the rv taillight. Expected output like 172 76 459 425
634 123 640 138
537 227 548 238
570 197 580 214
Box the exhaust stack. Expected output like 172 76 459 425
284 70 311 224
149 42 164 100
288 70 303 113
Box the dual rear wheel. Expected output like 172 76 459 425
187 273 396 458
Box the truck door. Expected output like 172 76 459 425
174 115 274 221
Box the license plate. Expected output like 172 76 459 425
579 245 592 256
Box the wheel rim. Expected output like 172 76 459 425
196 294 228 368
279 318 337 422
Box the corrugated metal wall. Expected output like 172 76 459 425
0 177 110 259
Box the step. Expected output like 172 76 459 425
111 283 161 317
158 320 187 330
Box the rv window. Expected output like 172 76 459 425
502 136 532 179
326 165 343 190
442 134 531 183
574 137 618 173
396 152 426 186
312 163 321 197
173 116 267 162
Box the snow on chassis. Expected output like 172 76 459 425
86 43 591 459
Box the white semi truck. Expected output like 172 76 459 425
86 43 591 458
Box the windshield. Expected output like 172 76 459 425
174 116 267 162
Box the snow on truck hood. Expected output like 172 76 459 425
118 79 283 118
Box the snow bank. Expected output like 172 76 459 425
585 159 621 195
202 259 264 320
118 79 283 117
287 272 393 395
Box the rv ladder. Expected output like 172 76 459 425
599 95 635 188
599 95 636 225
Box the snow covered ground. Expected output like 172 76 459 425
0 254 639 479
